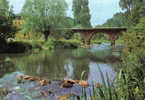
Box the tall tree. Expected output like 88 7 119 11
0 0 16 49
21 0 68 41
0 0 9 11
119 0 145 26
72 0 91 27
103 12 126 27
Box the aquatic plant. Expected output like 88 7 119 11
75 64 145 100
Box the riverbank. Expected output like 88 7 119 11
14 38 123 51
0 37 124 54
0 41 32 53
0 38 81 53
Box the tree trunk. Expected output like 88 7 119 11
0 38 7 52
43 30 50 41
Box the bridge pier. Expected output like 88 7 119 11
66 28 126 48
80 32 118 48
80 32 94 47
108 33 117 48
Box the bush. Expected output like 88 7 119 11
43 37 81 49
54 38 81 49
119 17 145 99
42 37 55 50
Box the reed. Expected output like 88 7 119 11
76 65 144 100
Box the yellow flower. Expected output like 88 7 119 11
135 86 139 93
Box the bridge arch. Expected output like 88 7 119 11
66 27 127 48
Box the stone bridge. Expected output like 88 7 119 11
59 27 127 48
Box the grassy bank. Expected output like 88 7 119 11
15 37 123 49
14 38 82 50
91 39 123 44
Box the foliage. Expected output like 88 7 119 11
91 39 110 44
136 17 145 28
21 0 68 40
119 0 145 12
120 17 145 99
42 37 55 50
42 37 81 50
56 38 81 48
72 0 91 27
103 12 126 27
119 0 145 26
72 66 144 100
0 0 9 11
76 16 145 100
53 38 81 49
0 0 16 52
103 0 145 27
0 0 16 40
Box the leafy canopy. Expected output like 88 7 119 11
119 0 145 26
72 0 91 28
0 0 16 40
103 12 126 27
21 0 68 40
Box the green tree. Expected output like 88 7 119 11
136 17 145 28
119 0 145 26
0 0 9 11
72 0 91 27
0 0 16 50
21 0 68 41
117 16 145 100
103 12 126 27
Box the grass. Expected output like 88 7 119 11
78 66 118 100
91 39 123 44
14 39 44 45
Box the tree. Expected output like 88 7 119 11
72 0 91 27
21 0 68 41
103 12 126 27
0 0 16 50
136 17 145 28
121 17 145 99
119 0 145 26
0 0 9 11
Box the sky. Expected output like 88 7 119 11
8 0 122 27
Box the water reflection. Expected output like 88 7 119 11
64 60 73 78
71 58 90 80
0 44 121 82
88 62 116 84
0 57 16 78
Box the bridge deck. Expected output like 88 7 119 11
58 27 127 34
62 27 127 30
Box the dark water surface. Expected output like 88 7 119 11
0 43 122 100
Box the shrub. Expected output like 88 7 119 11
119 17 145 99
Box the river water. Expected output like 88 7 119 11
0 43 122 100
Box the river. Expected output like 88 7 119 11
0 43 122 100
